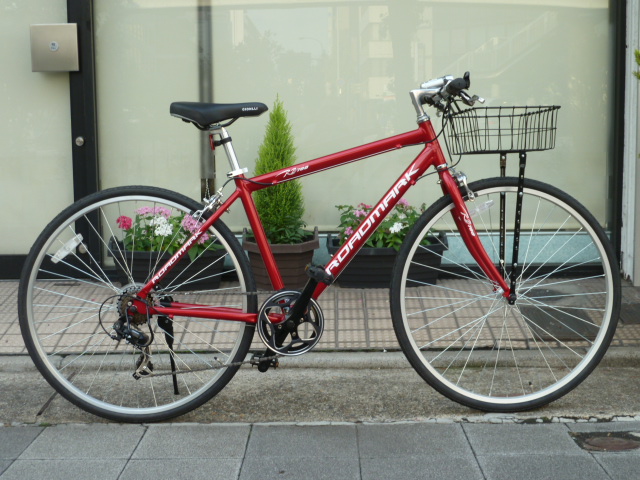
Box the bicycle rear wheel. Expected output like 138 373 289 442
18 186 256 422
391 177 620 411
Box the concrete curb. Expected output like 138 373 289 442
2 346 639 373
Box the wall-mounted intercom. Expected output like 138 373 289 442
30 24 79 72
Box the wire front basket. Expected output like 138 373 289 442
444 105 560 155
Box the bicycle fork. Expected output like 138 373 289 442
437 165 512 299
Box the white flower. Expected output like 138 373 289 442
390 222 405 234
149 216 168 227
154 224 173 237
151 216 173 237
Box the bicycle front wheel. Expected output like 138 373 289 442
18 186 256 422
391 177 620 412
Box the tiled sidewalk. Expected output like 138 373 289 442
2 279 640 355
3 422 640 480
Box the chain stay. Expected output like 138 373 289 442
158 289 280 297
136 289 287 378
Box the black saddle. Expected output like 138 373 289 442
170 101 268 128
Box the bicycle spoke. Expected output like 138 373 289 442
20 187 255 421
392 178 619 411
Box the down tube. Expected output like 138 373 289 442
319 146 437 294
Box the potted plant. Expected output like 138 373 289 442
111 206 226 289
243 97 319 289
327 199 447 288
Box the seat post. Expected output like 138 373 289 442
212 126 247 177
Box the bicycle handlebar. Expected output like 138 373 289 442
410 71 484 119
444 72 471 96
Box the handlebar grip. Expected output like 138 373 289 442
445 72 471 96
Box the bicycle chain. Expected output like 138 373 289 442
134 287 308 378
141 288 285 378
141 353 282 378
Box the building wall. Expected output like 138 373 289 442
0 0 74 254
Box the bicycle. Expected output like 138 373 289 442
18 72 621 423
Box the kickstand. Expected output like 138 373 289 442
158 316 179 395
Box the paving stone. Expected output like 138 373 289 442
358 423 471 457
594 454 640 478
245 424 357 458
20 424 144 460
0 427 42 460
463 423 584 456
239 456 360 480
477 454 609 480
0 460 11 476
133 424 249 459
121 459 242 480
361 455 483 480
0 459 126 480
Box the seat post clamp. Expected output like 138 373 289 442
227 167 249 178
214 136 232 148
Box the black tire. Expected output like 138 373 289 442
391 177 620 412
18 186 256 422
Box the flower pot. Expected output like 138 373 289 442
109 238 226 290
326 232 448 288
243 227 320 290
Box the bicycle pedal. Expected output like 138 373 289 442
250 354 279 373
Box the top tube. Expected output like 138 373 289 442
247 122 436 190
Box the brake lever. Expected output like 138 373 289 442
459 91 485 107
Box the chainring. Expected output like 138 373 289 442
257 290 324 356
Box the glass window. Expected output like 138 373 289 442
95 1 614 232
94 2 200 200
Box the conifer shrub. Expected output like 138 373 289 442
253 97 308 244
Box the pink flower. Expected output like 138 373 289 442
344 226 354 236
354 209 367 218
398 198 410 207
135 206 172 218
359 203 372 209
135 206 153 216
182 215 211 245
154 207 172 218
116 216 132 230
197 233 210 245
181 215 199 234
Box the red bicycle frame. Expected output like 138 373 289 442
137 119 510 323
